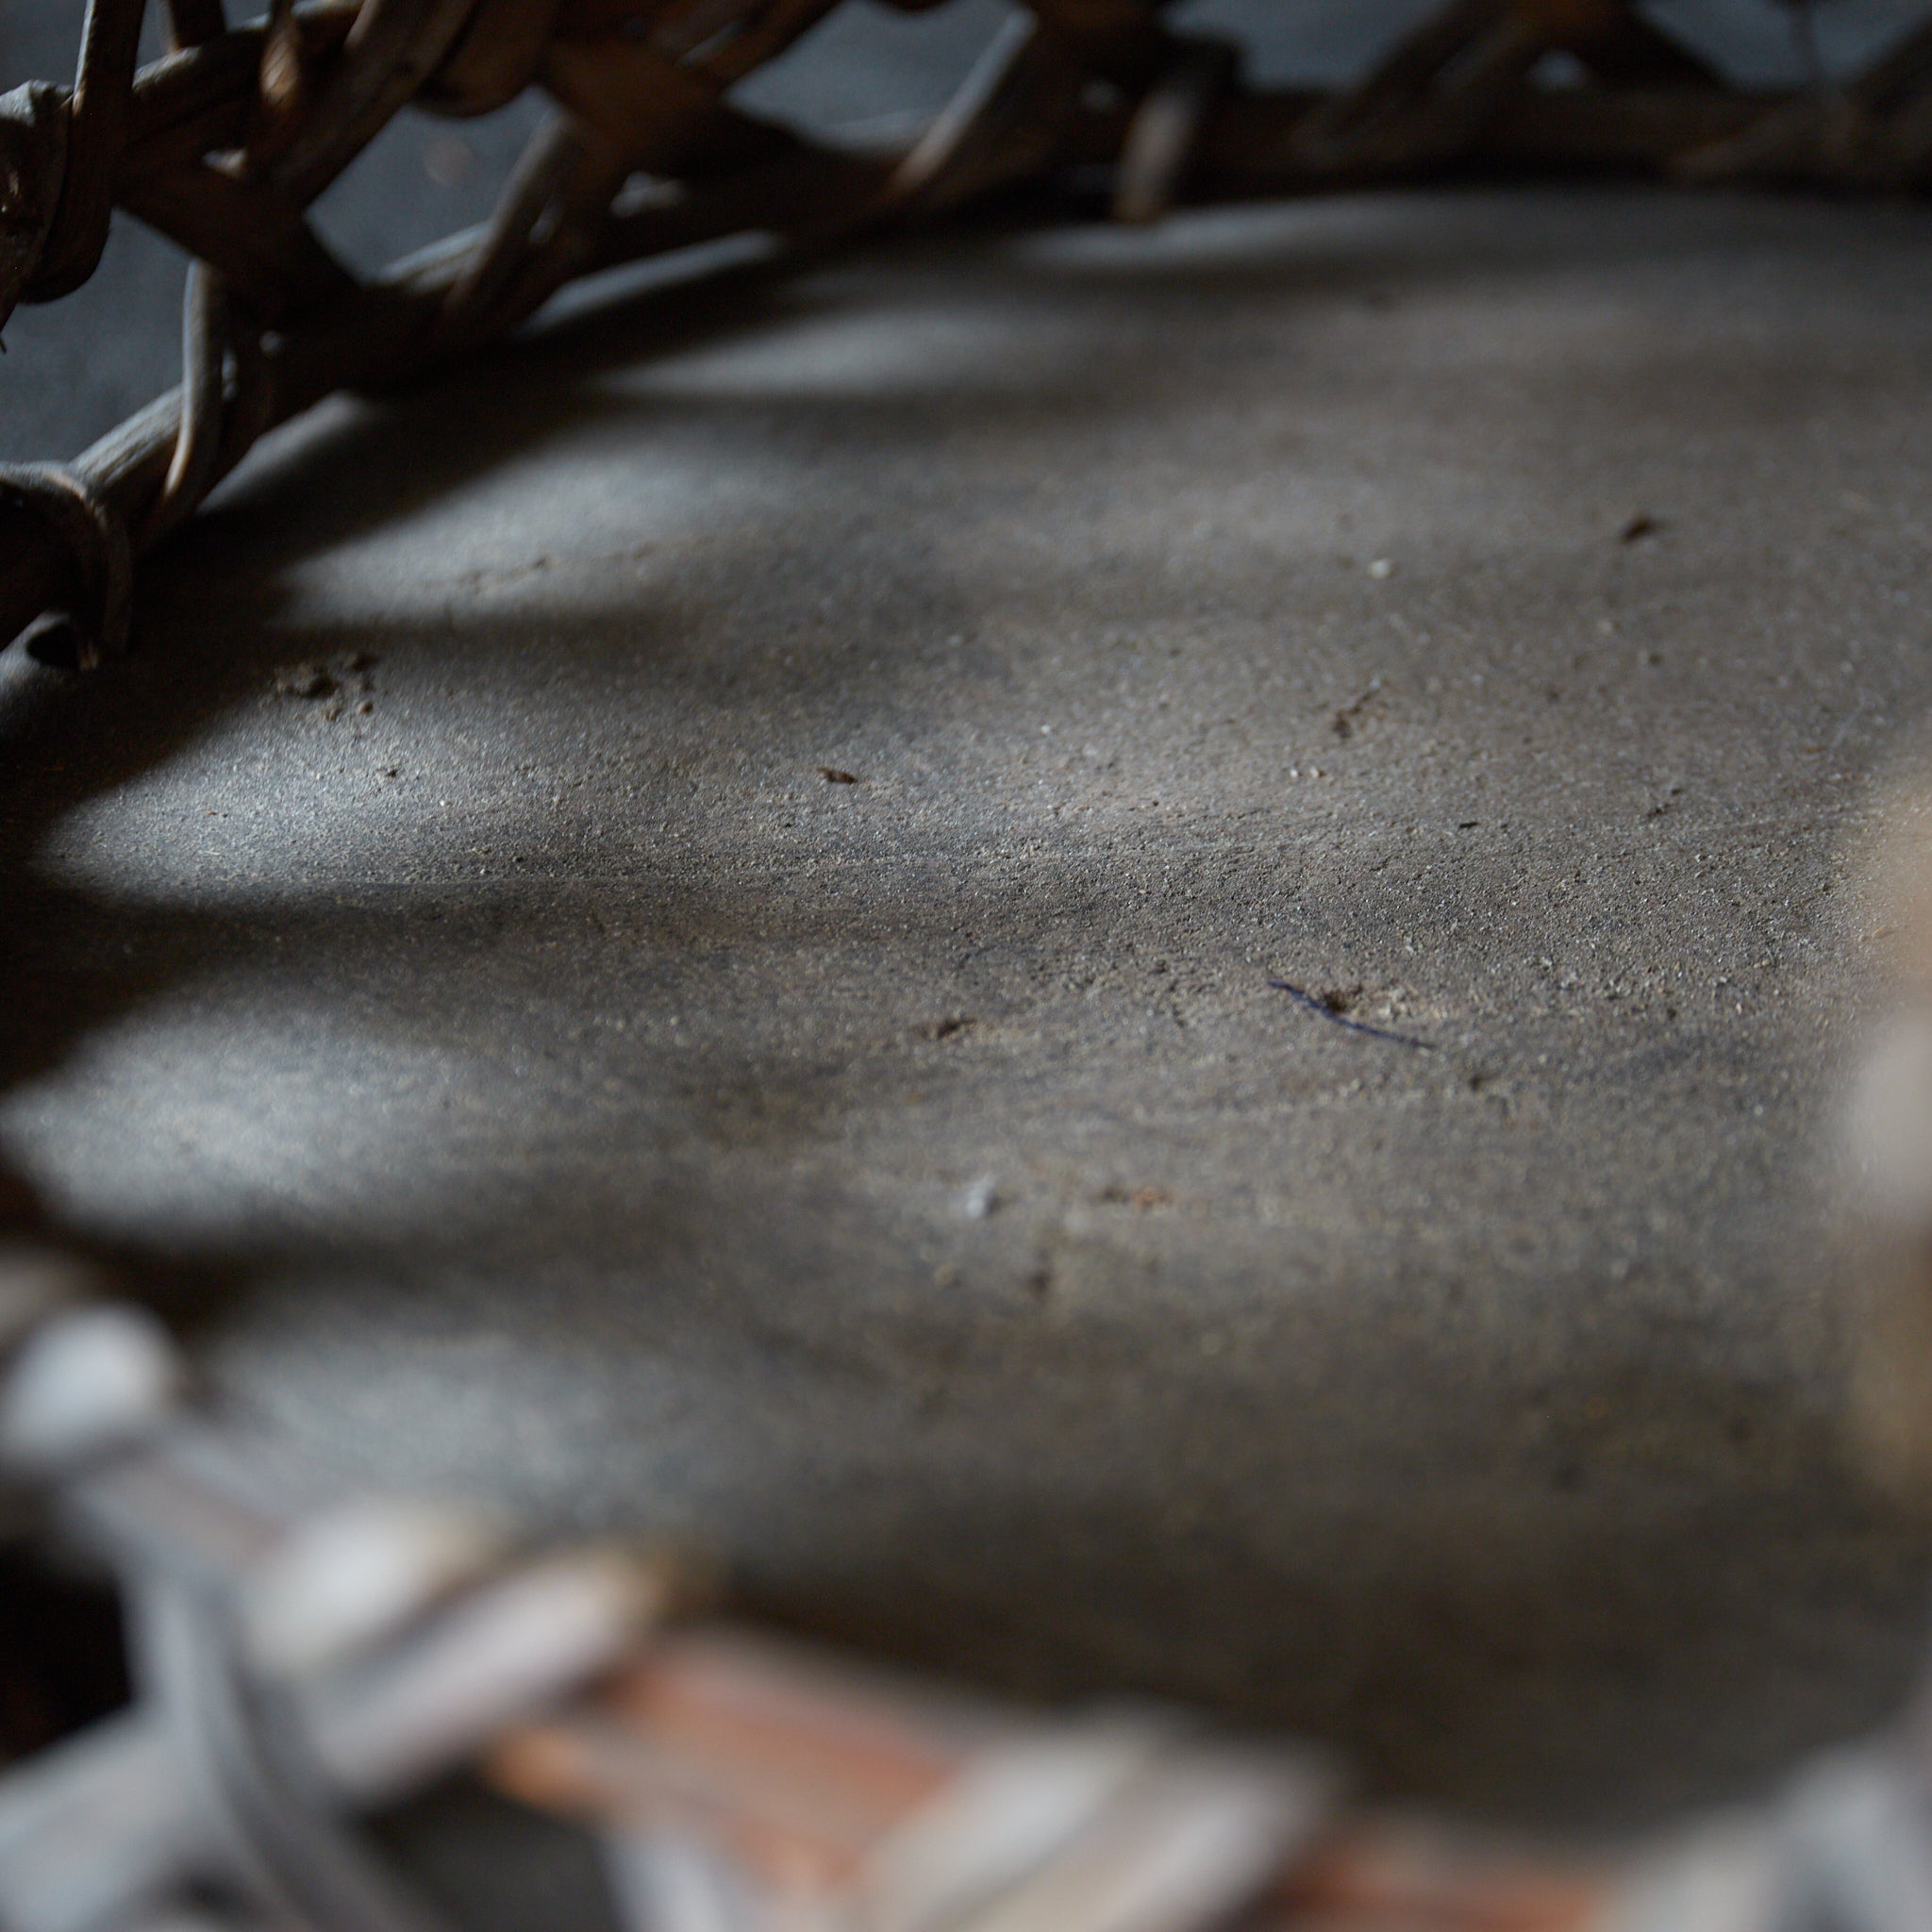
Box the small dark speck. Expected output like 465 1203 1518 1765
1620 512 1661 544
1457 820 1480 829
928 1015 976 1041
820 767 858 784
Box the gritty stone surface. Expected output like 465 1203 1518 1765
5 187 1932 1830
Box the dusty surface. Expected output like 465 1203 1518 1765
5 186 1932 1830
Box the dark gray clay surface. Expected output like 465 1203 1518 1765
7 180 1932 1829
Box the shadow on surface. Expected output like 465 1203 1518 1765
2 188 1930 1830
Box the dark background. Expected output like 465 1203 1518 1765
2 0 1928 466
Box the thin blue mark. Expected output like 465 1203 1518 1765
1267 979 1434 1051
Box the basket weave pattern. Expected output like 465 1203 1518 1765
1 0 1929 665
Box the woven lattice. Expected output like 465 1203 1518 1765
1 0 1929 666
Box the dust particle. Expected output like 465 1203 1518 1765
275 664 336 700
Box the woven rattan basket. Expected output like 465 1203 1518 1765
6 0 1932 666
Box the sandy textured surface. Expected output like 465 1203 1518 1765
4 186 1932 1828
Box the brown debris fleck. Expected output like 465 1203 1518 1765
275 664 336 700
1099 1182 1172 1209
1331 678 1383 741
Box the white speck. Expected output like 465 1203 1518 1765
958 1175 999 1220
1041 724 1053 736
1368 558 1394 579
